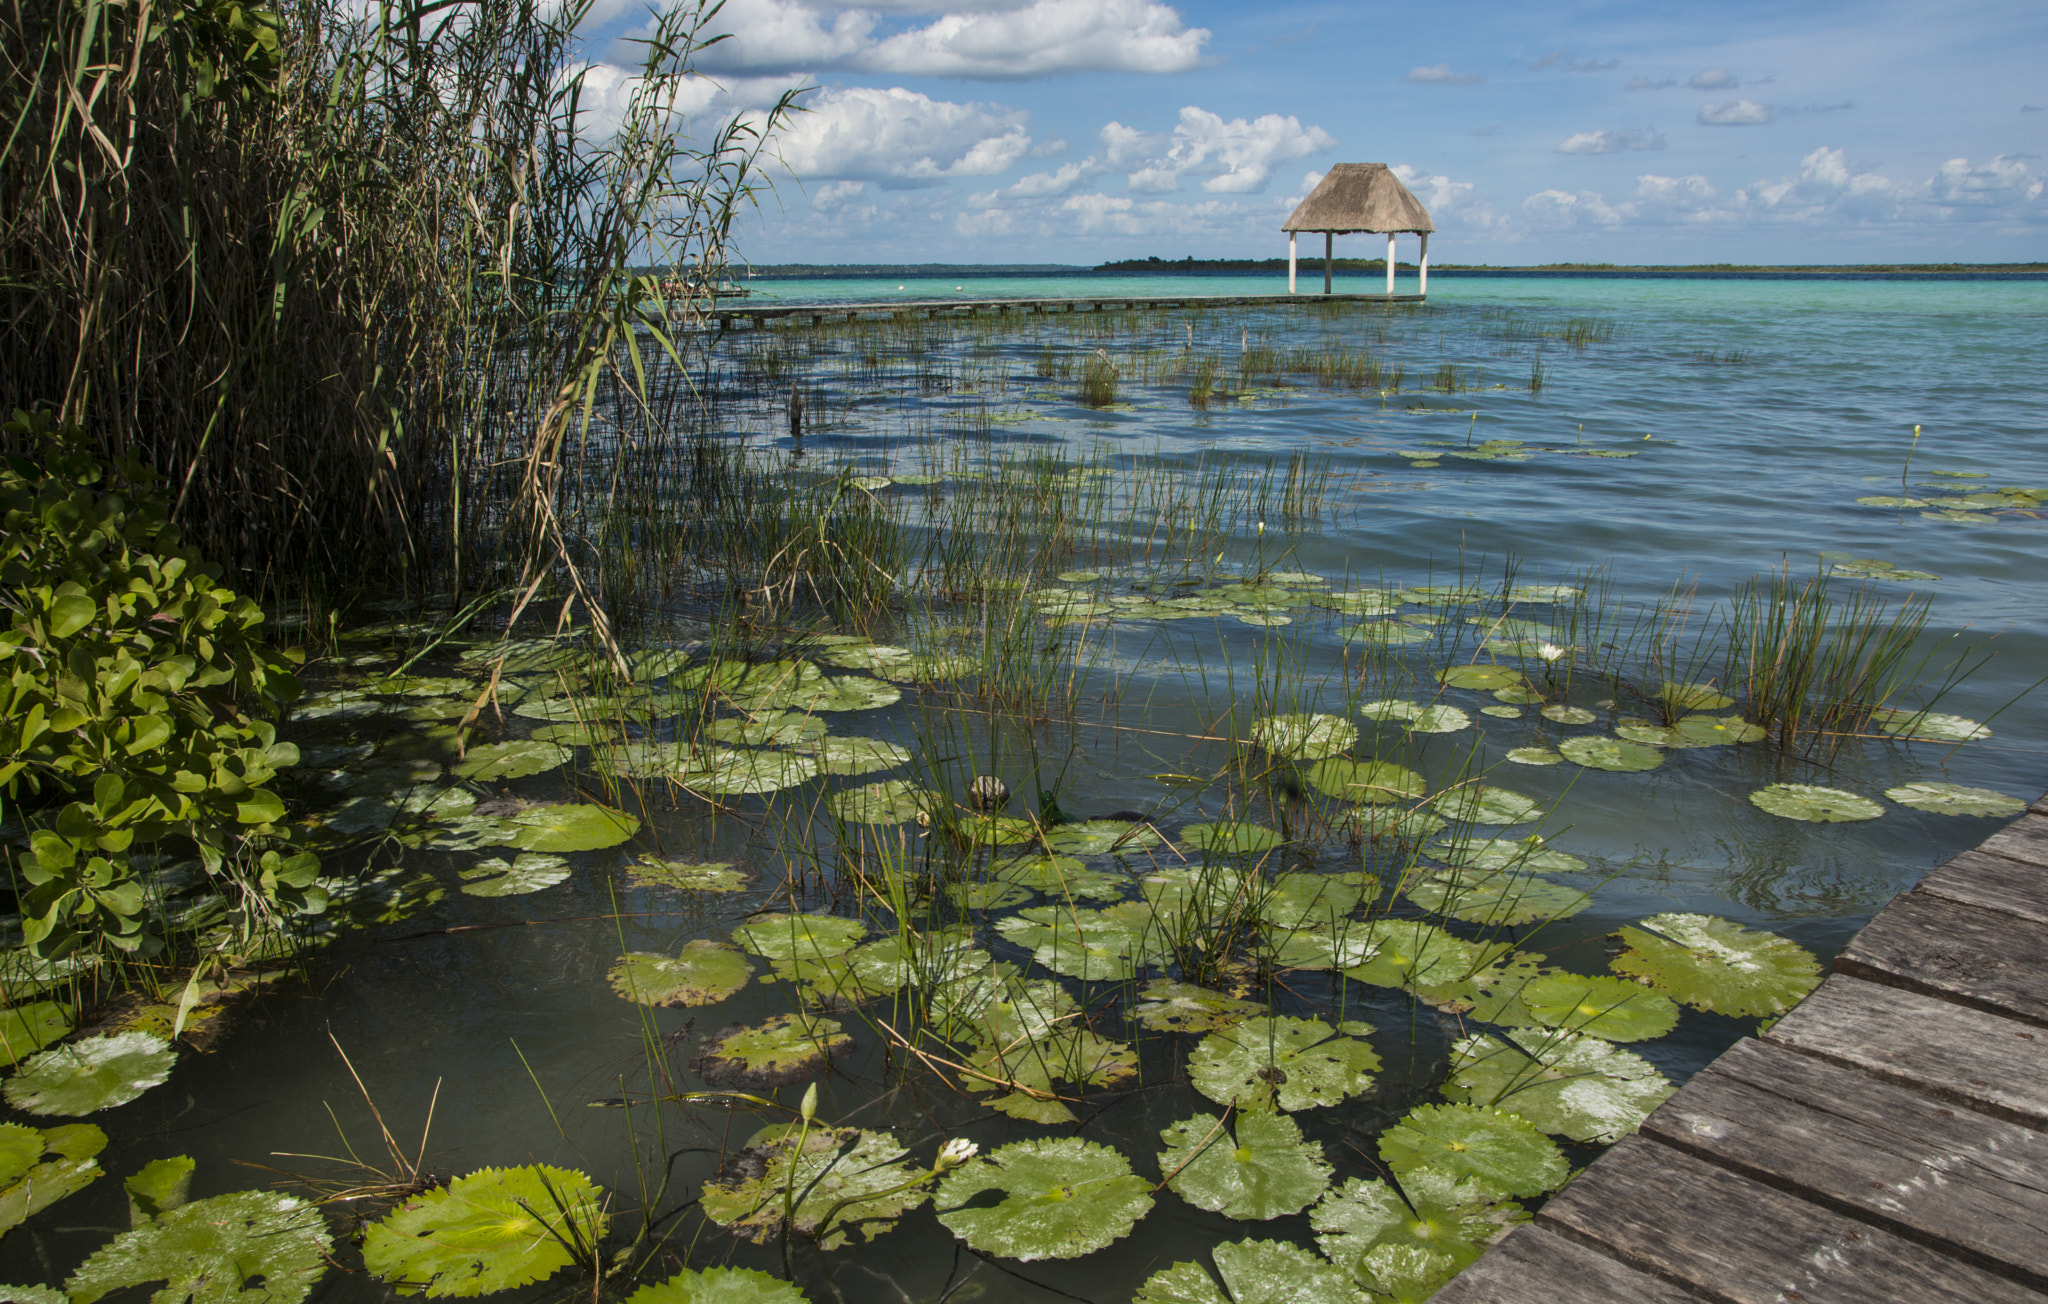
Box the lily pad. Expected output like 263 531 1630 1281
1342 622 1431 645
1437 665 1526 691
609 942 753 1007
681 748 823 796
701 1127 930 1250
929 972 1077 1048
963 1027 1136 1124
1867 708 1991 742
957 813 1039 845
827 780 938 825
1249 714 1357 760
451 740 573 781
1411 706 1471 734
71 1190 332 1304
1558 736 1663 773
1181 822 1285 855
733 914 867 966
1884 782 2027 817
626 857 748 892
705 712 828 747
1377 1103 1568 1199
776 675 902 714
1519 973 1679 1042
1303 758 1425 804
1260 872 1373 932
459 853 570 897
990 855 1124 901
1312 1169 1527 1292
1480 705 1523 719
1158 1110 1332 1221
1134 980 1266 1032
1504 747 1562 766
1539 705 1596 725
505 803 641 851
1357 804 1450 843
1134 1239 1368 1304
994 903 1167 980
1057 571 1103 583
934 1137 1153 1261
1428 785 1544 826
624 1267 810 1304
807 737 911 776
1343 922 1506 996
1657 681 1734 711
691 1014 854 1088
1187 1016 1380 1112
0 1122 106 1236
362 1166 604 1296
1429 836 1587 876
1446 1032 1675 1143
4 1033 176 1116
1407 869 1590 927
1316 591 1404 616
1748 783 1883 823
1043 819 1164 856
1616 716 1766 747
0 1001 73 1068
1611 913 1821 1016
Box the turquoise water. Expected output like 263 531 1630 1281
9 276 2046 1302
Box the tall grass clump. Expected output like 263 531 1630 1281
1080 351 1120 407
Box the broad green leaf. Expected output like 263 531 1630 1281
1342 622 1430 645
1259 871 1372 931
1867 708 1990 742
990 855 1125 902
1428 835 1586 875
1343 922 1507 996
608 942 752 1007
1406 868 1589 927
1303 758 1425 804
1410 705 1470 734
679 748 822 796
1437 665 1525 691
929 972 1076 1048
451 740 571 781
705 713 827 747
1748 783 1883 823
1883 782 2026 817
505 804 640 851
1357 805 1450 842
70 1190 330 1304
458 853 569 897
1249 714 1357 760
1377 1103 1568 1199
125 1155 196 1224
957 813 1039 845
1658 681 1734 711
1135 1239 1368 1304
626 857 747 892
1427 785 1544 826
1181 822 1285 855
362 1166 603 1297
1519 973 1679 1042
700 1127 929 1250
934 1138 1153 1261
0 1001 73 1067
4 1032 176 1116
1446 1032 1674 1143
806 737 910 776
1043 819 1164 855
994 903 1167 980
1558 735 1663 772
733 914 866 964
962 1027 1135 1124
1158 1110 1331 1220
624 1267 809 1304
1133 980 1266 1032
0 1123 106 1236
1187 1016 1380 1112
1611 913 1821 1016
1312 1169 1527 1291
1538 705 1595 725
1615 716 1765 747
690 1015 852 1088
827 780 937 825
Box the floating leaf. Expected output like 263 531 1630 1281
994 903 1167 980
733 914 866 966
1249 714 1357 760
451 740 572 781
681 748 822 796
1558 736 1663 773
1616 715 1766 747
1748 783 1883 823
1260 872 1373 931
701 1127 930 1250
0 1123 105 1236
1135 1239 1368 1304
963 1028 1135 1124
1480 705 1522 719
4 1033 176 1116
1611 913 1820 1016
934 1138 1153 1261
705 713 827 747
928 972 1076 1048
609 942 752 1008
70 1190 332 1304
1357 804 1449 842
1343 923 1506 996
1316 591 1404 616
989 855 1125 901
1429 836 1586 876
1446 1033 1674 1143
1657 682 1734 711
1302 758 1424 804
125 1155 195 1223
624 1267 810 1304
827 780 937 825
691 1015 853 1088
1411 706 1470 734
1058 571 1103 583
1342 622 1430 645
1407 869 1589 927
1312 1169 1527 1293
1181 822 1285 855
1134 981 1265 1032
626 857 747 892
1428 785 1544 826
1504 747 1561 766
1884 781 2027 817
1437 665 1525 691
506 804 640 851
1539 705 1596 725
362 1166 603 1297
1159 1111 1331 1221
0 1001 73 1068
957 813 1038 845
1187 1016 1380 1113
1400 586 1486 605
1519 973 1678 1042
807 737 911 776
1043 819 1163 856
1377 1103 1568 1199
1867 708 1990 742
776 675 902 714
459 853 570 897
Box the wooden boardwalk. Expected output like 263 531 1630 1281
1438 793 2048 1304
706 291 1424 330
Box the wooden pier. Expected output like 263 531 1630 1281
1437 793 2048 1303
706 291 1424 330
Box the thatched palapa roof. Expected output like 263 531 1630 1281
1282 164 1434 234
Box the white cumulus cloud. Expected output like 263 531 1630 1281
1688 68 1738 89
1122 106 1334 194
771 85 1031 186
1403 63 1485 85
1556 129 1667 154
1699 99 1773 126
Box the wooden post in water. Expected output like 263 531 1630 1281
1419 233 1430 297
789 383 803 440
1385 233 1396 296
1288 232 1298 294
1324 232 1333 294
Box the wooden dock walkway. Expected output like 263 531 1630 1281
706 291 1424 330
1438 793 2048 1304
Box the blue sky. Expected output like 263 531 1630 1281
598 0 2048 264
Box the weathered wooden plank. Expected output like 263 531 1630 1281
1980 812 2048 868
1766 976 2048 1127
1915 848 2048 925
1641 1038 2048 1287
1430 1225 1700 1304
1835 891 2048 1027
1538 1137 2044 1303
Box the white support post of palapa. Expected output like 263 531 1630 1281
1324 232 1333 294
1385 232 1396 296
1288 232 1298 294
1418 233 1430 297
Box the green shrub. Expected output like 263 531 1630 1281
0 412 320 957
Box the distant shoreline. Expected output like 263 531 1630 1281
738 260 2048 282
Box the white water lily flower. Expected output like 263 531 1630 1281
1537 642 1568 663
938 1138 980 1169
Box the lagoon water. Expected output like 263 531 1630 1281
11 274 2047 1302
